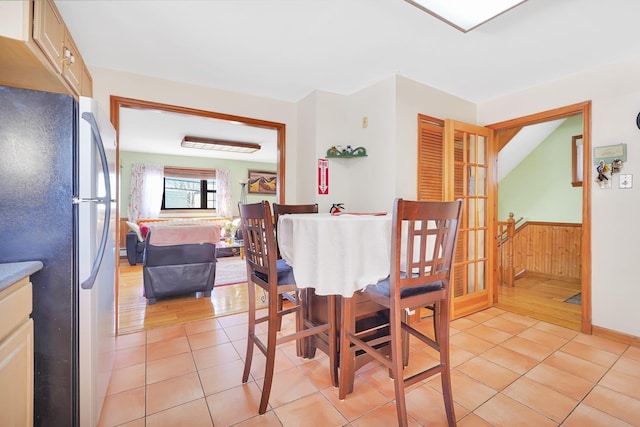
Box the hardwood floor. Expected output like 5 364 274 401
118 259 582 335
117 257 264 335
495 274 582 331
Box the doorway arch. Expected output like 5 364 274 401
487 101 592 334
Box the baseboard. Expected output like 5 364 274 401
592 325 640 347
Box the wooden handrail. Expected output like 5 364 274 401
497 214 524 243
497 213 517 287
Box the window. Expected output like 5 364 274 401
572 135 583 187
161 167 217 210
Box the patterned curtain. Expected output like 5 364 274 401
216 169 232 218
128 163 164 222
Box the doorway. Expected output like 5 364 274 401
109 96 286 334
488 101 592 334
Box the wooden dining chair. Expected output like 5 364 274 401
238 201 337 414
338 198 463 427
273 203 318 259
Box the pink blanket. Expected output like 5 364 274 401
148 224 220 246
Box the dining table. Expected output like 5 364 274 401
277 212 392 297
277 211 399 393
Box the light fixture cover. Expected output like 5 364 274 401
405 0 527 32
181 136 261 153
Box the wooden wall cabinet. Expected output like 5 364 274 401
0 0 92 97
0 277 34 427
32 0 65 74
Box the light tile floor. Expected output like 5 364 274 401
98 307 640 426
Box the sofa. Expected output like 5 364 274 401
126 231 145 265
126 217 229 265
142 223 220 304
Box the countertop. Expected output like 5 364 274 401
0 261 44 293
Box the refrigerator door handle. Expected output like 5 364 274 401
80 112 112 290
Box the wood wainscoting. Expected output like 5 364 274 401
500 221 581 283
497 221 582 330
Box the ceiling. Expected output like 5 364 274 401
118 107 278 163
55 0 635 161
56 0 640 104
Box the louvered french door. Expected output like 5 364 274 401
418 116 495 319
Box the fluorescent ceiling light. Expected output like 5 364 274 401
405 0 527 32
181 136 261 153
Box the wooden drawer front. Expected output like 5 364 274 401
0 278 32 340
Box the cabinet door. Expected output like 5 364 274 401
33 0 65 74
62 32 83 95
0 320 34 427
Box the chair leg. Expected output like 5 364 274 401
432 303 439 343
327 295 338 387
242 282 257 384
295 290 306 358
338 296 355 399
401 309 409 368
276 295 284 331
303 290 319 359
390 306 409 427
438 302 456 427
258 289 280 414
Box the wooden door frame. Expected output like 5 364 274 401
108 96 286 334
486 101 592 334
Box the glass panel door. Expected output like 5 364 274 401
444 120 495 319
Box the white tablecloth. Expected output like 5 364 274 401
277 213 392 297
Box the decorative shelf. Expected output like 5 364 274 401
326 146 367 158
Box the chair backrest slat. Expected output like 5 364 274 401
392 199 463 296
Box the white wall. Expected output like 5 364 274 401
345 77 397 213
479 57 640 338
297 90 350 213
296 92 318 206
89 67 299 201
324 74 476 213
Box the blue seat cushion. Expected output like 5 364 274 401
367 272 443 299
254 258 296 285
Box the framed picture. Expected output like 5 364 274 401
571 135 583 187
247 169 277 194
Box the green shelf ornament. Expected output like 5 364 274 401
326 145 367 158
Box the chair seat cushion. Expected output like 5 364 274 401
366 272 443 299
254 258 296 285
